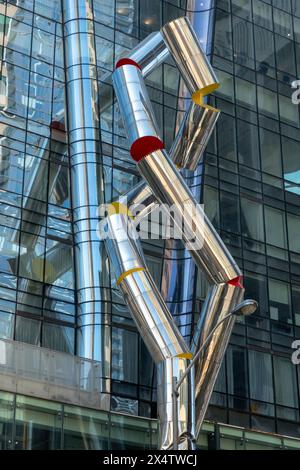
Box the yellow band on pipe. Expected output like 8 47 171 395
116 267 145 285
107 202 134 219
192 82 220 107
176 352 193 359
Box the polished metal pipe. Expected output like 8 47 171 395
118 101 218 222
103 212 194 448
170 101 220 171
104 213 191 363
62 1 111 380
123 31 169 77
192 283 244 437
137 149 241 284
157 357 195 449
112 64 164 161
161 16 219 102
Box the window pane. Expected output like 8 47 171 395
220 192 240 233
227 345 248 401
287 213 300 253
292 285 300 326
257 86 278 118
217 114 237 161
274 357 298 417
254 26 275 69
214 9 232 59
0 225 19 275
110 413 151 450
140 0 161 35
274 9 293 37
42 323 74 354
232 0 252 19
233 16 254 68
18 233 45 282
279 94 299 127
260 128 282 177
248 350 274 404
15 316 41 346
0 391 14 450
112 328 138 383
253 0 273 30
63 406 109 450
244 273 268 317
15 396 61 450
45 239 74 289
235 77 256 110
241 196 264 241
215 69 234 102
264 206 287 249
237 120 260 169
269 278 292 323
0 312 14 339
204 185 220 227
282 136 300 184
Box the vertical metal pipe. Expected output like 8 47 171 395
172 376 179 450
191 284 244 438
61 1 110 395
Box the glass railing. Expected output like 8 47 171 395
0 338 110 411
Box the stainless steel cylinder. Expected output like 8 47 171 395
104 212 191 364
112 64 164 161
170 102 220 171
192 283 244 438
121 31 169 77
157 357 195 450
161 16 219 102
138 149 241 284
62 0 111 379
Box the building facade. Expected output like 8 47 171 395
0 0 299 449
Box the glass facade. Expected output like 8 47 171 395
0 0 299 448
203 0 300 438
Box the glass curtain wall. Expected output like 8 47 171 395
203 0 300 437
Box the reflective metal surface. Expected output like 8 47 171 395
112 64 163 158
104 212 194 448
62 1 111 377
138 149 241 284
157 357 195 450
104 213 191 363
170 102 220 171
126 31 169 77
119 180 158 225
191 283 244 437
161 16 219 99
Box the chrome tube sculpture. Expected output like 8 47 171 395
62 0 110 398
109 16 247 448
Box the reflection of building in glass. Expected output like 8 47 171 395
0 0 299 450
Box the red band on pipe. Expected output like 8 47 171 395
115 58 142 70
227 276 244 289
130 136 164 162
